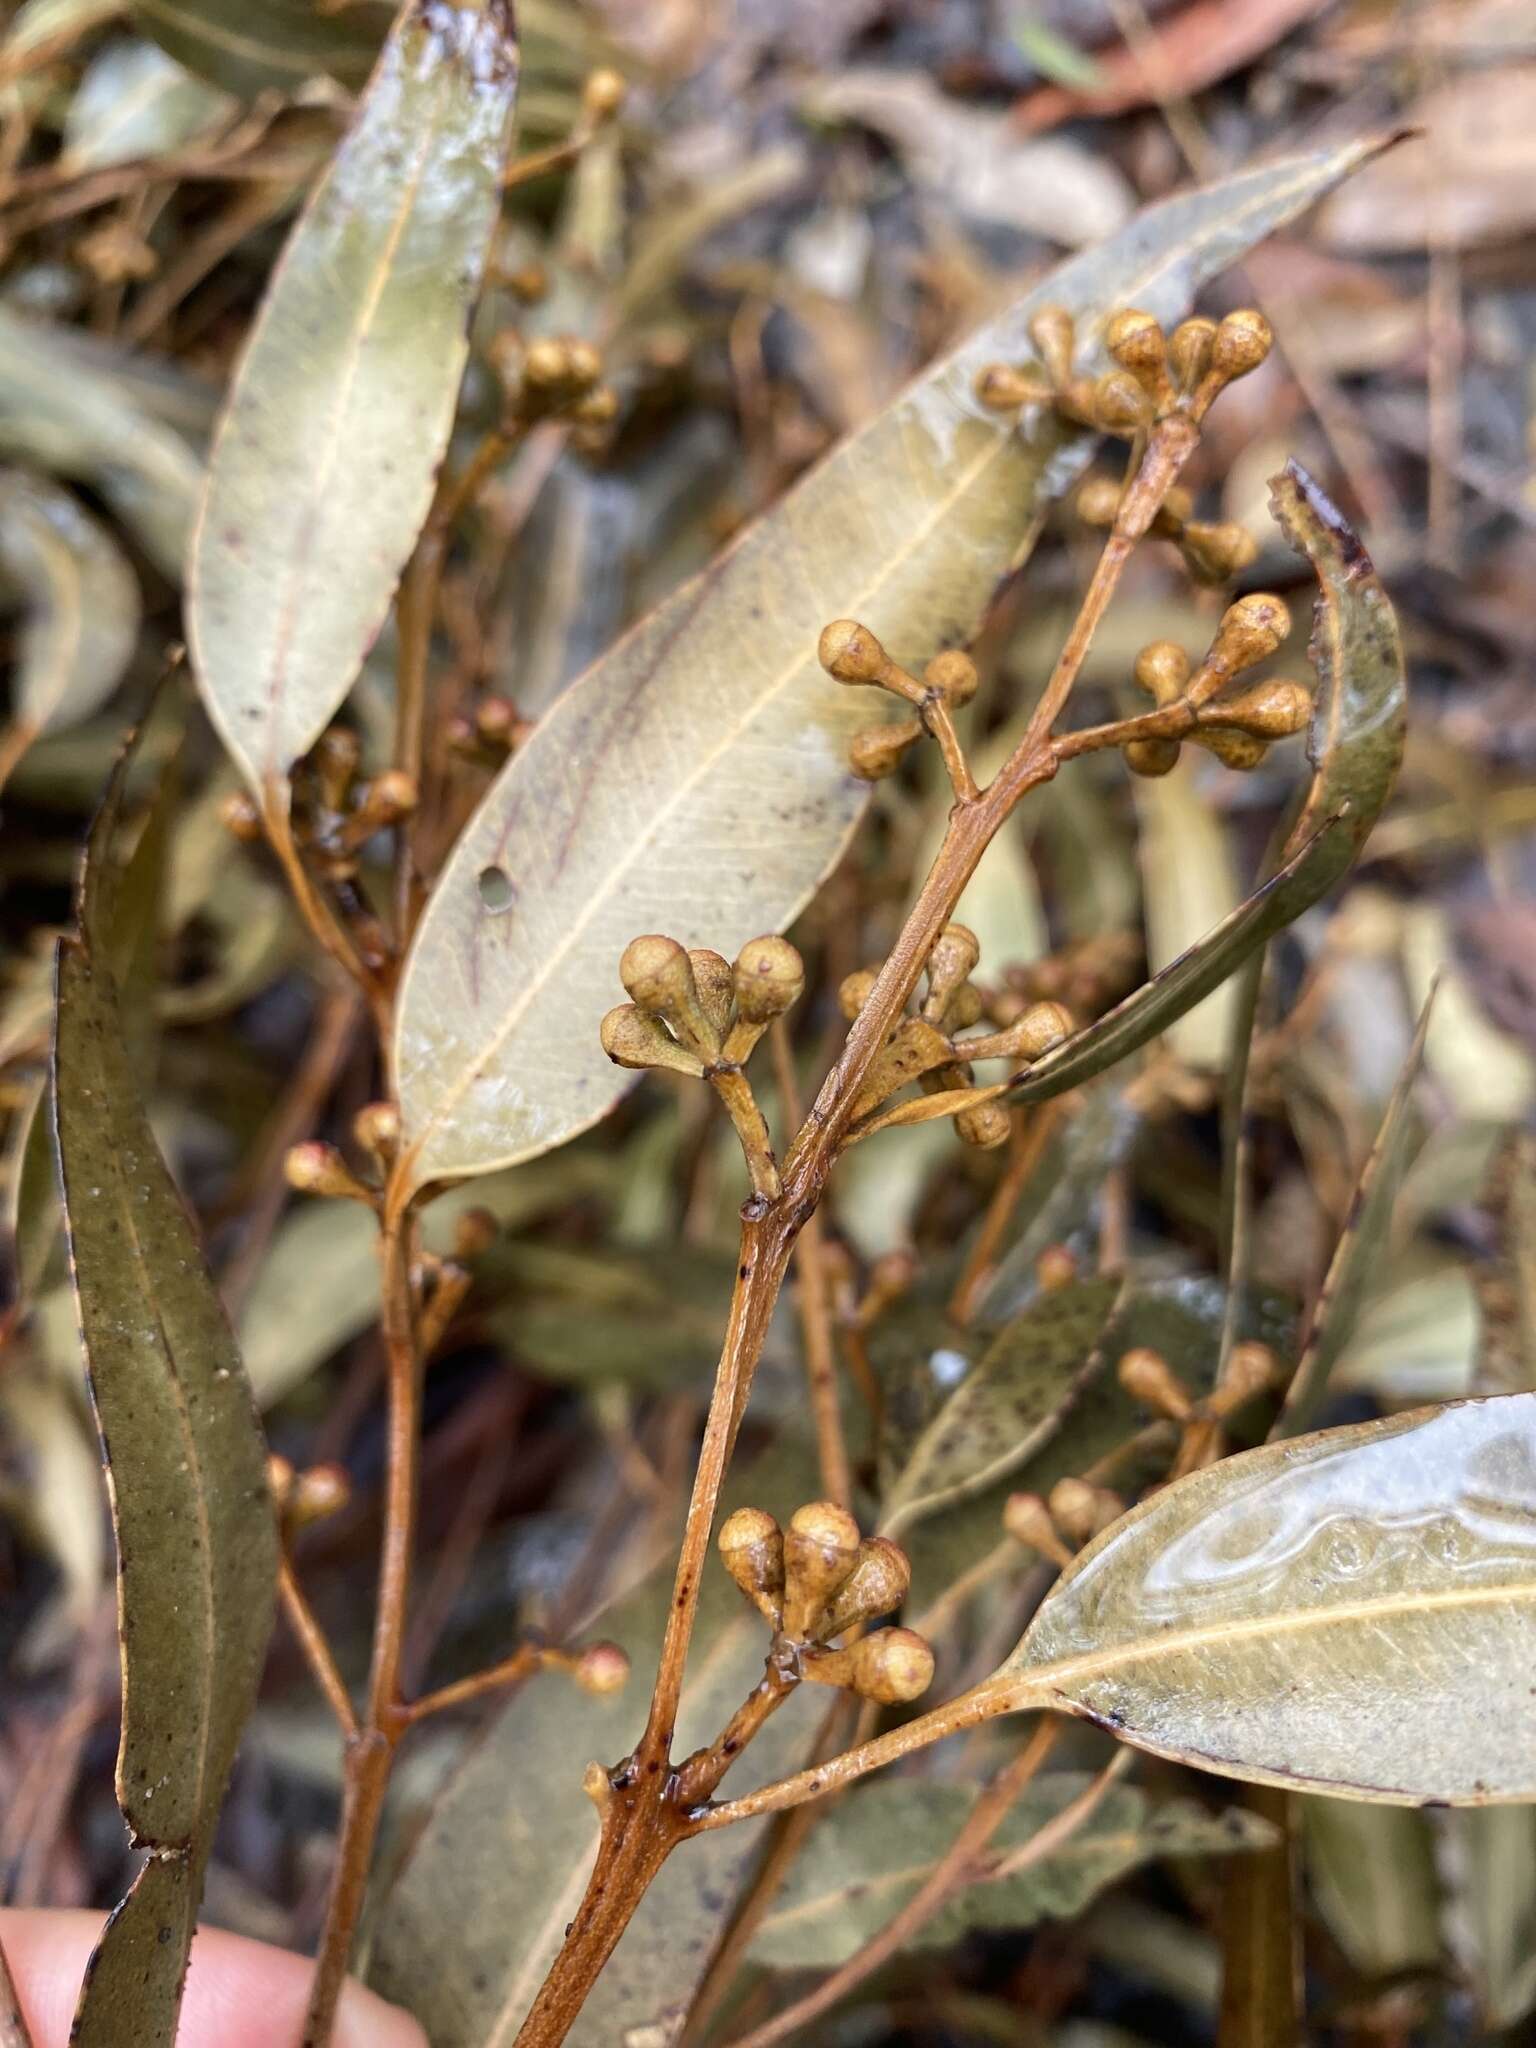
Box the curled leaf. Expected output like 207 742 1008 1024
1011 459 1407 1106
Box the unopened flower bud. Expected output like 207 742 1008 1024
1125 736 1181 777
850 719 922 780
363 770 418 824
1105 307 1174 411
956 1099 1011 1149
1117 1345 1192 1420
582 66 626 122
599 1002 705 1077
1210 1339 1280 1417
1188 593 1292 705
783 1500 861 1638
290 1463 351 1527
565 338 603 390
689 949 734 1042
718 1507 785 1626
219 790 263 842
819 1537 912 1637
1169 316 1218 393
572 386 619 427
1205 679 1311 740
451 1206 499 1260
1028 306 1075 388
1211 309 1273 382
1004 1491 1074 1568
732 937 804 1024
353 1100 400 1162
818 618 889 685
1048 1476 1123 1547
1197 728 1267 772
475 697 525 750
1093 369 1153 434
284 1142 372 1203
522 337 570 389
976 362 1053 411
1035 1243 1078 1291
574 1640 630 1694
923 924 981 1018
924 649 978 705
962 1000 1074 1065
619 933 719 1055
1076 476 1123 528
850 1627 934 1704
838 968 878 1020
1134 640 1191 706
313 726 361 810
1180 520 1259 586
504 261 547 303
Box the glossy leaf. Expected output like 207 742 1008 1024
189 0 519 808
879 1275 1122 1538
1273 989 1433 1436
0 471 139 765
1002 1395 1536 1803
751 1775 1276 1970
370 1442 822 2047
54 726 277 2047
130 0 393 96
0 309 202 575
393 140 1389 1192
1011 460 1407 1107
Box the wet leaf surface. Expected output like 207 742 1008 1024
751 1774 1277 1969
190 0 520 807
879 1274 1122 1538
1011 460 1407 1107
1005 1395 1536 1803
54 724 277 2047
394 142 1387 1191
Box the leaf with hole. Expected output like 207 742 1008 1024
998 1394 1536 1803
878 1274 1122 1538
53 723 277 2047
393 139 1390 1192
189 0 519 810
1010 459 1407 1107
751 1774 1276 1969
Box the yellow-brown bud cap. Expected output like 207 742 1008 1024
733 936 805 1023
924 924 981 1014
582 66 627 121
573 1640 630 1694
1075 476 1122 528
838 968 878 1021
1197 728 1267 772
219 790 263 842
363 769 418 824
964 1000 1074 1065
1124 736 1181 778
1210 1339 1280 1417
1117 1345 1192 1420
783 1500 861 1638
1003 1490 1074 1568
353 1100 400 1162
1105 307 1173 410
289 1462 351 1528
1180 520 1259 586
924 649 979 705
850 1627 934 1703
945 983 985 1033
599 1002 705 1077
619 933 719 1055
689 949 735 1041
266 1454 295 1513
1028 306 1075 387
818 618 888 684
1206 679 1312 739
1220 591 1291 662
283 1142 371 1203
475 696 524 749
1035 1243 1078 1291
850 720 921 780
1211 309 1273 381
1134 640 1191 706
1169 316 1218 393
565 338 603 390
956 1099 1012 1149
975 362 1053 411
718 1507 785 1626
1048 1476 1123 1547
522 337 570 389
1093 369 1153 435
451 1206 499 1260
820 1537 912 1637
572 386 619 427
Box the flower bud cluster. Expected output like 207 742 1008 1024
841 924 1073 1150
1076 475 1258 588
818 620 979 794
718 1502 934 1704
1120 595 1310 779
977 303 1274 438
1004 1477 1125 1567
1117 1339 1280 1426
600 931 804 1200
